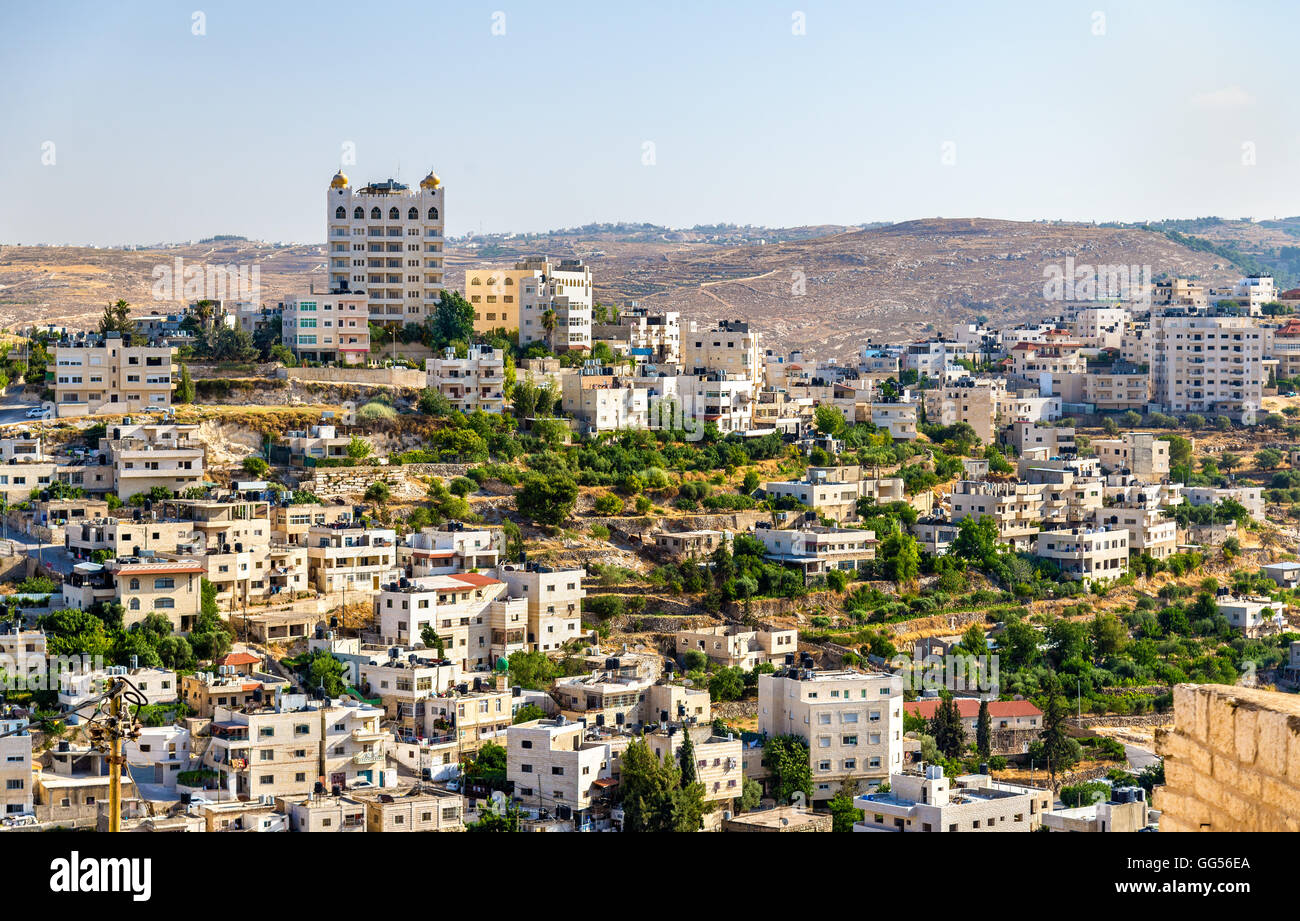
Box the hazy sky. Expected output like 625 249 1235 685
1 0 1295 245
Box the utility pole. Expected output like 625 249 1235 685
89 677 138 833
107 691 123 832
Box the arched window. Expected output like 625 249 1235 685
428 207 438 220
504 277 514 286
129 578 140 590
388 207 400 220
470 276 482 285
353 207 364 220
129 598 140 611
407 207 418 220
370 207 381 220
154 597 175 610
335 206 346 219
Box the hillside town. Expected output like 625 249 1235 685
0 169 1296 837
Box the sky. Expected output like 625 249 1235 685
1 0 1296 245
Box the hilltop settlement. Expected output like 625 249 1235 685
0 170 1298 834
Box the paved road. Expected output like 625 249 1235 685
2 531 75 576
1125 743 1160 772
0 387 45 426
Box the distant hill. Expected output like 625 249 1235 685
0 218 1240 358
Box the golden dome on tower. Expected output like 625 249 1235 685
420 170 441 190
330 170 349 189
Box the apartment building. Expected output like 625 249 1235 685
0 715 33 819
674 624 798 671
1023 466 1103 528
419 677 513 754
1149 314 1264 419
372 572 509 666
398 522 499 577
326 171 446 327
758 668 904 804
306 523 399 593
1084 361 1151 411
64 516 193 561
270 501 353 546
1009 340 1086 402
497 562 586 654
204 695 389 798
1035 527 1129 583
156 498 276 603
1068 305 1131 350
51 333 175 416
683 319 762 384
280 290 370 365
949 480 1043 550
180 667 290 719
762 474 860 523
853 766 1053 832
868 400 920 441
280 793 367 832
1217 596 1287 638
645 725 744 817
99 422 205 500
560 368 650 434
468 257 593 350
1091 432 1170 481
361 787 464 832
1092 506 1177 560
756 525 877 580
1183 485 1265 520
506 717 614 827
592 306 681 365
922 376 1008 445
425 345 506 414
901 340 968 383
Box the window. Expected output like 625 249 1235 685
153 597 175 609
428 207 439 220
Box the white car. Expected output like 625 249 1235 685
349 780 375 791
24 407 48 419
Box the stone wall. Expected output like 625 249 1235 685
1154 683 1300 832
280 366 427 389
300 463 471 497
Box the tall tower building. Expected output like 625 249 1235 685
326 169 446 328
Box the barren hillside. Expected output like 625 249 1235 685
1 219 1239 359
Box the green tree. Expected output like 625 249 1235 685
677 728 698 785
877 531 920 587
827 788 863 832
432 289 476 347
814 404 846 438
762 735 812 804
928 691 966 759
515 473 579 527
511 704 548 725
975 698 992 761
241 455 269 477
1039 676 1079 790
175 363 195 404
306 649 346 698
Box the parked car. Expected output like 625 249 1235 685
24 407 49 419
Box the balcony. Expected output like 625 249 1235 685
352 725 385 741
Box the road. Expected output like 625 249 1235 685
1125 743 1160 772
0 385 45 426
1 532 76 576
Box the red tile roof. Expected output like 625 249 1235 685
905 698 1042 720
449 572 500 588
219 652 261 667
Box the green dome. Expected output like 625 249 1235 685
495 657 509 673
